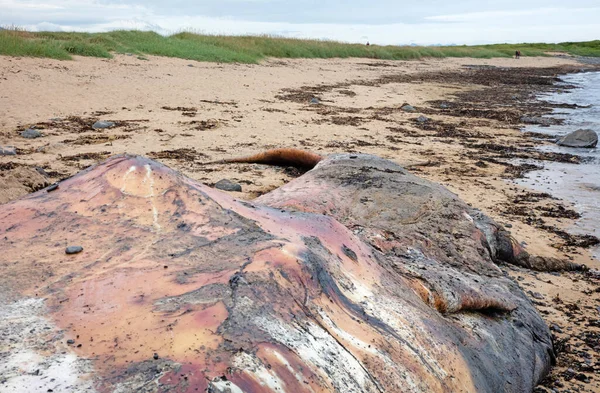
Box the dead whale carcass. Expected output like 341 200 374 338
0 153 555 392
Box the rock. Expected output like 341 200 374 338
529 291 545 300
214 179 242 192
47 184 59 192
310 97 320 105
439 103 450 109
520 116 553 127
416 115 429 123
67 339 75 345
401 104 416 112
92 121 115 129
153 353 159 360
550 324 563 333
556 129 598 148
0 146 16 156
66 246 83 255
21 128 42 139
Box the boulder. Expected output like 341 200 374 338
557 129 598 148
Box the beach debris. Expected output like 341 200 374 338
556 129 598 148
21 128 42 139
401 103 416 112
92 121 115 130
0 153 565 392
0 146 16 156
214 179 242 192
65 246 83 255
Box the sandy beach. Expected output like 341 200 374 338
1 54 599 391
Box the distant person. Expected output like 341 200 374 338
515 50 521 59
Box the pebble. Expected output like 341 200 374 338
92 121 115 129
530 291 544 300
215 179 242 192
439 103 450 109
401 104 416 112
416 115 429 123
153 353 159 360
66 246 83 255
310 97 320 105
66 339 75 345
0 146 16 156
47 183 59 192
21 128 42 139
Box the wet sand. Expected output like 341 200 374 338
1 54 599 391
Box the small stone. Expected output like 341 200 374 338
401 104 416 112
310 97 320 105
439 103 450 109
153 353 159 360
21 128 42 139
529 291 544 300
66 339 75 345
550 324 563 333
187 64 194 67
416 115 429 123
0 146 16 156
504 223 513 228
214 179 242 192
66 246 83 255
47 183 59 192
92 121 115 129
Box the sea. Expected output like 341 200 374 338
515 71 600 260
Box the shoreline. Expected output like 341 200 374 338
1 54 599 391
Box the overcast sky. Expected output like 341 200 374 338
1 0 599 45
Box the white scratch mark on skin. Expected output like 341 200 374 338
144 164 161 232
120 166 137 193
270 349 316 393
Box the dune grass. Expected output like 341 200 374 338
1 27 599 63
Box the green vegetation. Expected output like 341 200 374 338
1 27 599 63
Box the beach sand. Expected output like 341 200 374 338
1 54 599 391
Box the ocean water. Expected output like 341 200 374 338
515 71 600 260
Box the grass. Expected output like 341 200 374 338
1 27 599 63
